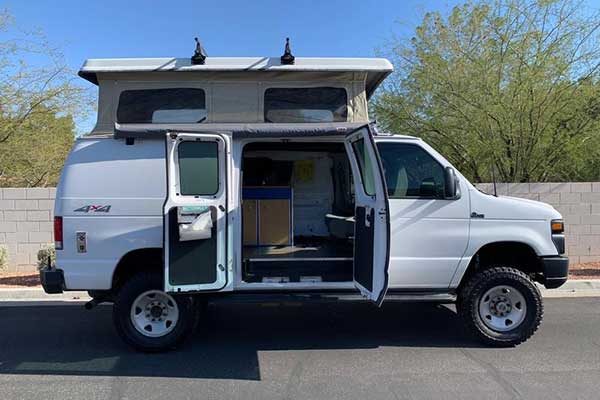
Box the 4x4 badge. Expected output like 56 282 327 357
74 205 112 213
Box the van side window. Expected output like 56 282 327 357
377 143 445 199
178 141 218 195
351 138 376 196
117 88 207 124
264 87 347 123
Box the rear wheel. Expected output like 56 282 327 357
457 266 543 347
113 272 199 352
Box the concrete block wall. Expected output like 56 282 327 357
475 182 600 264
1 183 600 273
0 188 55 273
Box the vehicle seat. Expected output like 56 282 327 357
325 214 355 239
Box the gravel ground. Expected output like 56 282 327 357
568 262 600 279
0 272 41 288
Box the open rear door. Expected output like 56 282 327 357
344 125 390 306
164 132 228 293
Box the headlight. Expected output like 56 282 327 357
551 219 564 234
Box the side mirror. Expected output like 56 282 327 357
444 167 460 199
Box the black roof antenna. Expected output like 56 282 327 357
191 37 207 65
280 37 295 65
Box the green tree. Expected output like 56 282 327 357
0 108 74 186
0 9 90 187
374 0 600 182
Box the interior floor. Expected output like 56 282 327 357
242 238 354 283
243 238 353 260
243 259 353 283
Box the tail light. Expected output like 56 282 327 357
54 216 63 250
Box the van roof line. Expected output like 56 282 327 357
376 132 420 140
78 57 393 99
107 123 420 141
112 122 371 140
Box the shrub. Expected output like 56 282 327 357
37 245 55 270
0 246 7 273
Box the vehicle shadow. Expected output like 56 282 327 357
0 301 482 380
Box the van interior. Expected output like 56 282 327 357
241 142 356 283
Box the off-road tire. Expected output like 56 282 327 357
112 272 200 352
457 266 543 347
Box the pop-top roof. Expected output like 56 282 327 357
78 57 393 98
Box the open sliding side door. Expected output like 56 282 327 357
164 132 229 293
344 125 390 306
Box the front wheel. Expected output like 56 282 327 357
113 273 199 352
457 267 543 347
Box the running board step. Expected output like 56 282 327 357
204 291 457 304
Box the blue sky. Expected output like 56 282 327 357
4 0 600 132
4 0 466 63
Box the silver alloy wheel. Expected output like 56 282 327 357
478 285 527 332
130 290 179 338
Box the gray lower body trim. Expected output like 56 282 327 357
200 290 456 304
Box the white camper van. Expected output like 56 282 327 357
40 45 569 352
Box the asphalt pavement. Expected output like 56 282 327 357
0 298 599 400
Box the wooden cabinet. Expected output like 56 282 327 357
259 199 291 245
242 187 292 246
243 200 258 245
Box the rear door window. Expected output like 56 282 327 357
351 138 376 196
178 141 219 195
264 87 347 123
117 88 207 124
